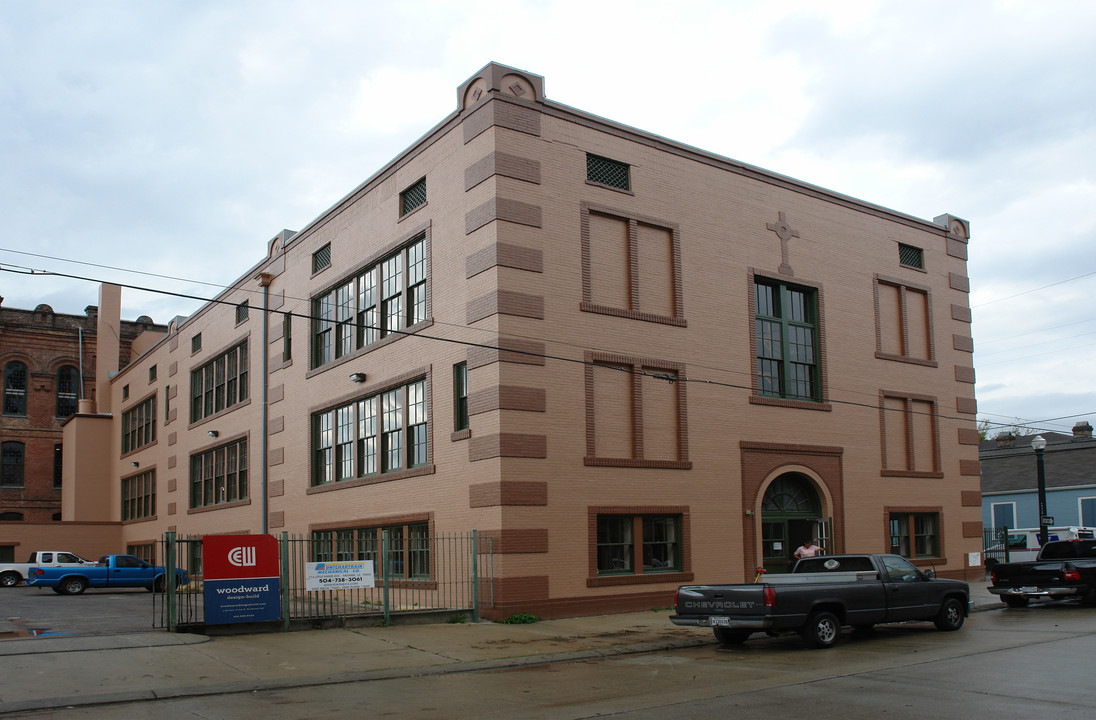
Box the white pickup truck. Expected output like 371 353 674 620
0 551 97 587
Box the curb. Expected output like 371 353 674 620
0 635 713 715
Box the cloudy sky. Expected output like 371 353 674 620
2 0 1093 435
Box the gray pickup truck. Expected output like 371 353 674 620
670 553 971 648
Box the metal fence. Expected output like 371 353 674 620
156 530 493 631
982 526 1033 569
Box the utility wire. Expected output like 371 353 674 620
1 264 981 427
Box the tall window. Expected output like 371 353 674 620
121 396 157 454
1 442 24 486
596 514 681 575
889 512 940 559
283 312 292 362
991 502 1016 531
312 379 428 486
53 443 63 488
190 342 249 422
1081 497 1096 527
311 521 429 579
235 300 249 324
3 361 27 415
311 235 427 369
754 279 820 401
453 362 468 431
190 438 248 508
122 470 156 520
56 365 79 417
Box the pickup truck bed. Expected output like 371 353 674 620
671 554 971 648
0 551 96 587
989 539 1096 607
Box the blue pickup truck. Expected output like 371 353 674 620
26 554 188 595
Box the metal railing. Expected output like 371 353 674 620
156 530 493 631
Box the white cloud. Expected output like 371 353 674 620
1 0 1094 432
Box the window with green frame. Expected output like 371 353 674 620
754 279 820 401
312 378 428 485
453 362 468 431
889 511 939 559
311 235 427 369
596 514 681 575
311 522 430 579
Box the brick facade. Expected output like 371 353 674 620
0 301 164 523
47 63 983 618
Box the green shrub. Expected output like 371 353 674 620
499 612 538 624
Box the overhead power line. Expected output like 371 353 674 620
1 264 982 428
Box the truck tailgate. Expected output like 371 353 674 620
671 585 770 629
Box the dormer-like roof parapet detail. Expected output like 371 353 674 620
458 62 545 111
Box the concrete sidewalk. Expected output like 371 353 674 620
0 584 1004 715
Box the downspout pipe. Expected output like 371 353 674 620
257 273 273 535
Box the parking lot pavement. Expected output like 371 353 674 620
0 586 164 638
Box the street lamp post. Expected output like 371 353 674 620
1031 435 1049 546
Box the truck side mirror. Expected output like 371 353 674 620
923 569 935 579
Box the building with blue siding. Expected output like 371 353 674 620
981 422 1096 534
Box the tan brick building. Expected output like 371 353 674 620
62 63 983 618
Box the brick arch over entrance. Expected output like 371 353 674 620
739 441 845 580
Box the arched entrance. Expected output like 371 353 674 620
761 473 825 574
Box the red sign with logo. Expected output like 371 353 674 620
203 534 279 581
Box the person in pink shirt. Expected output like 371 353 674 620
793 539 824 559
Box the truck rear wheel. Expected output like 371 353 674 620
713 628 751 645
934 597 965 631
0 571 21 587
801 610 840 649
60 577 88 595
1003 596 1029 608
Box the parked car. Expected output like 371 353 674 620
25 554 188 595
0 551 97 587
989 539 1096 607
670 553 971 649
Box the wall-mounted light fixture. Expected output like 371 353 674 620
131 461 139 467
349 372 366 383
208 430 219 438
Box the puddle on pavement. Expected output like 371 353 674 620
1 620 72 640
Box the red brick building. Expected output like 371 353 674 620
0 296 164 526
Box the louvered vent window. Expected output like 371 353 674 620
313 244 332 273
899 243 924 269
587 154 630 191
400 178 427 216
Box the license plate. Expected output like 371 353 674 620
1020 586 1039 593
710 616 730 627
